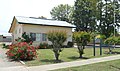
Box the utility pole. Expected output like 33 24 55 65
113 0 116 37
113 0 116 49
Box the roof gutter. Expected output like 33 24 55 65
18 22 76 28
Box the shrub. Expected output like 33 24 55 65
67 41 73 48
6 42 37 60
104 36 118 53
117 36 120 44
22 32 32 44
47 31 67 61
38 43 50 49
104 36 118 45
73 31 90 58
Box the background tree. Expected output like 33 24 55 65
73 32 90 58
50 4 73 23
72 0 97 32
38 16 47 19
47 31 67 61
97 0 120 38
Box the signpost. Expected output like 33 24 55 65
100 39 102 55
93 36 96 56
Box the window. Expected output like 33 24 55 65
30 33 47 41
36 33 42 41
30 33 36 41
42 34 47 41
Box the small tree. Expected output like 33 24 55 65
73 32 90 58
104 36 118 53
47 31 67 61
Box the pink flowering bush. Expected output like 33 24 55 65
6 42 37 60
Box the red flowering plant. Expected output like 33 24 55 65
6 42 37 60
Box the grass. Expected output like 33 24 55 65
52 59 120 71
24 47 120 66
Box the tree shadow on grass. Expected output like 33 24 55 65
68 56 89 60
104 51 120 54
110 65 120 70
111 51 120 54
21 59 36 62
40 59 64 63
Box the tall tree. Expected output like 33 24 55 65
72 0 97 32
50 4 73 23
97 0 120 38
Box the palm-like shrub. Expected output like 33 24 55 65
73 32 90 58
6 42 37 60
47 31 67 61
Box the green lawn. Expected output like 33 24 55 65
24 47 120 66
52 59 120 71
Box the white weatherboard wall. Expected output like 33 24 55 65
23 24 73 46
12 20 23 43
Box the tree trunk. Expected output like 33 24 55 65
78 46 84 58
109 47 112 54
54 51 60 61
79 53 83 58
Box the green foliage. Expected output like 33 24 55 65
38 16 47 19
96 34 106 40
73 31 91 58
50 4 73 23
73 32 90 46
72 0 97 32
22 32 32 43
38 43 51 49
47 31 67 60
97 0 120 38
67 41 74 48
100 35 106 39
104 36 119 53
117 36 120 44
72 0 120 37
6 42 37 60
104 36 118 45
47 31 67 45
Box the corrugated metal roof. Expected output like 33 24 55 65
15 16 76 28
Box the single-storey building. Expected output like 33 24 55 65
0 35 12 42
9 16 75 46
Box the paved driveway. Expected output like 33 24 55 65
0 47 22 67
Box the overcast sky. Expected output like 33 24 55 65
0 0 75 36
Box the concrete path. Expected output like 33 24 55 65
1 55 120 71
0 47 22 68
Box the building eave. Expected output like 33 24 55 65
8 16 15 33
18 22 76 28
